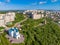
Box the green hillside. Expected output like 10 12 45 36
0 14 60 45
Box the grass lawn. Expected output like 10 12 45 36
0 27 5 32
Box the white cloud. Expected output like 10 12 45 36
51 0 58 2
31 2 37 5
39 1 47 4
6 0 10 3
0 2 2 4
0 0 10 5
0 2 4 5
0 2 5 5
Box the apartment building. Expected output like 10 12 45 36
23 10 44 19
32 12 44 19
0 12 15 27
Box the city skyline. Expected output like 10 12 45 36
0 0 60 10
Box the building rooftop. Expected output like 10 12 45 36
9 27 18 32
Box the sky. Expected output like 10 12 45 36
0 0 60 10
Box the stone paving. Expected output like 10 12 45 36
5 34 24 43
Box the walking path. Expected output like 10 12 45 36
5 15 28 30
34 23 44 27
14 16 28 27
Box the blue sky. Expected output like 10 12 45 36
0 0 60 10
